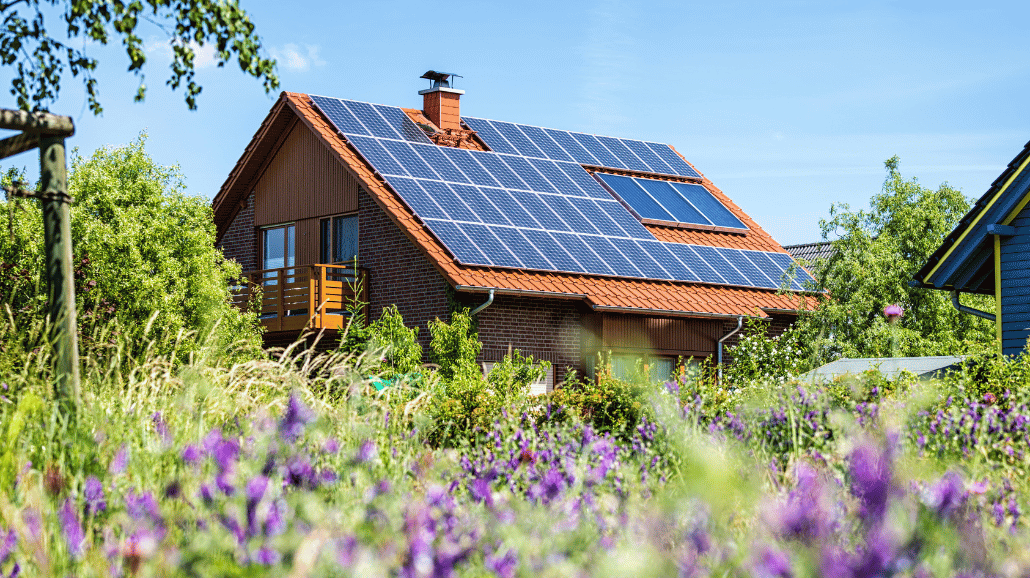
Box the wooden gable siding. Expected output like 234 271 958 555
1000 204 1030 354
253 122 360 228
583 313 721 357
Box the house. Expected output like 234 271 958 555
211 71 816 388
912 140 1030 356
785 240 834 266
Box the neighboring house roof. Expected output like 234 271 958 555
784 240 834 264
798 355 966 381
213 91 815 320
912 140 1030 294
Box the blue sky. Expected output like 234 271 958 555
4 0 1029 245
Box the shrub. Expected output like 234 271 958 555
550 353 656 439
0 135 261 360
724 317 810 385
428 308 481 380
367 305 422 377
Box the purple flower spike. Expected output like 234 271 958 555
59 499 85 559
0 528 16 565
485 549 518 578
752 547 793 578
322 437 340 454
848 440 893 524
278 394 315 442
355 440 377 464
110 445 128 475
254 546 281 565
182 444 202 465
84 476 106 515
151 412 172 446
469 478 493 507
247 476 269 503
927 471 965 518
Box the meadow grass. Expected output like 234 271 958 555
1 313 1029 577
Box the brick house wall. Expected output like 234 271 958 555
359 190 451 355
218 194 257 272
469 294 585 377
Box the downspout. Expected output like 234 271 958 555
717 316 744 382
950 290 995 322
470 288 495 316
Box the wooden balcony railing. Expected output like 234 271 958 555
230 264 368 333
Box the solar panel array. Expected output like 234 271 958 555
462 117 701 179
596 174 748 230
309 95 814 292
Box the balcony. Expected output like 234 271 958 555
231 264 368 333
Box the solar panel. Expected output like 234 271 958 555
766 252 812 291
622 139 674 174
519 125 574 162
595 174 675 221
598 174 749 231
491 120 546 158
310 97 815 292
634 178 709 225
669 183 747 230
596 135 649 172
461 117 519 155
461 116 702 179
373 104 433 144
309 95 368 136
646 143 700 178
442 148 500 187
411 143 470 183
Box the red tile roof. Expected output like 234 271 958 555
214 92 814 320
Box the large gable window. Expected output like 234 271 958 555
321 214 358 264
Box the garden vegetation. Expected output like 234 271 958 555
0 145 1027 577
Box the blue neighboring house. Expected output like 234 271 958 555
912 140 1030 355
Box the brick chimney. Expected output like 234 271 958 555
419 70 464 131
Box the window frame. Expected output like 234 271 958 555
320 212 359 265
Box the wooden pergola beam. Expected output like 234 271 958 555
0 131 39 159
0 109 74 136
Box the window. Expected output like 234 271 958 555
262 224 295 271
320 215 358 264
590 353 683 384
482 361 554 395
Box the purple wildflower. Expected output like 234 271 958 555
151 412 172 446
181 444 202 465
109 445 128 474
485 549 517 578
278 394 315 442
355 440 377 464
752 547 793 578
469 478 493 507
333 536 358 567
0 528 16 565
247 476 268 503
848 440 893 524
254 546 280 565
322 437 340 454
84 476 106 515
926 471 965 518
59 499 85 559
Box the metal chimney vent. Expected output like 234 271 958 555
420 70 462 90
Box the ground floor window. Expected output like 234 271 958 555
588 353 701 384
482 361 554 395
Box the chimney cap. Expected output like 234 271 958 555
420 70 462 89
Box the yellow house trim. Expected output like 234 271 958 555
995 234 1003 347
922 153 1030 282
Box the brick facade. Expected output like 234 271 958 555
359 189 451 354
466 294 585 377
218 194 257 272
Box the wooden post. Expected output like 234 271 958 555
276 268 285 332
39 135 80 420
0 109 78 426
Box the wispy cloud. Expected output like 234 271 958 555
269 44 327 72
144 38 218 69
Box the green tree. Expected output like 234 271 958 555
0 133 260 357
428 309 482 381
0 0 278 113
797 156 994 360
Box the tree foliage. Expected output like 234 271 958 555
0 0 278 113
0 133 260 358
797 156 994 361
